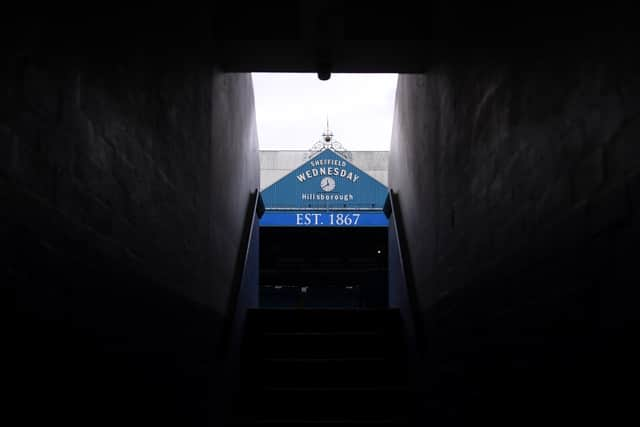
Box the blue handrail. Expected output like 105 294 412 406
385 190 424 369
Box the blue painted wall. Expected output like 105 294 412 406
261 149 388 210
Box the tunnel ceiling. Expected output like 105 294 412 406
212 2 635 73
6 2 637 73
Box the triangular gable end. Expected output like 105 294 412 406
261 148 388 210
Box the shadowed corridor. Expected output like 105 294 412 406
2 3 640 425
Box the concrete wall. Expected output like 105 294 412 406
1 51 259 424
260 150 389 188
389 46 640 422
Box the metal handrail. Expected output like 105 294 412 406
219 189 263 426
219 188 262 359
385 190 424 357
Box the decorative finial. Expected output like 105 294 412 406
322 116 333 142
305 121 352 161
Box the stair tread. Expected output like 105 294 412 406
250 308 398 311
234 308 411 423
230 419 409 425
263 357 388 362
263 331 383 336
252 419 409 424
258 386 408 392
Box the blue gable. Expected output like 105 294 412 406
261 149 388 210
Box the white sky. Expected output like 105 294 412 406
252 73 397 151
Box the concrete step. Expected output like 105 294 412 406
245 330 405 359
232 308 413 424
233 386 412 420
246 357 408 387
245 308 401 334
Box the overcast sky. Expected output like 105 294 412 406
252 73 397 151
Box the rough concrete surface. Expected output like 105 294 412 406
390 47 640 422
1 49 258 425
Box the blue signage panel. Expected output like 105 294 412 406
260 211 388 227
261 149 388 210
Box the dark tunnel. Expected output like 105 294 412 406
2 3 639 425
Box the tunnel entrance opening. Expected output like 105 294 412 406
253 73 394 308
259 226 388 308
257 144 390 308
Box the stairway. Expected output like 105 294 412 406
231 308 413 426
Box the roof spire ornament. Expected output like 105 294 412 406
305 120 352 161
322 116 333 143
